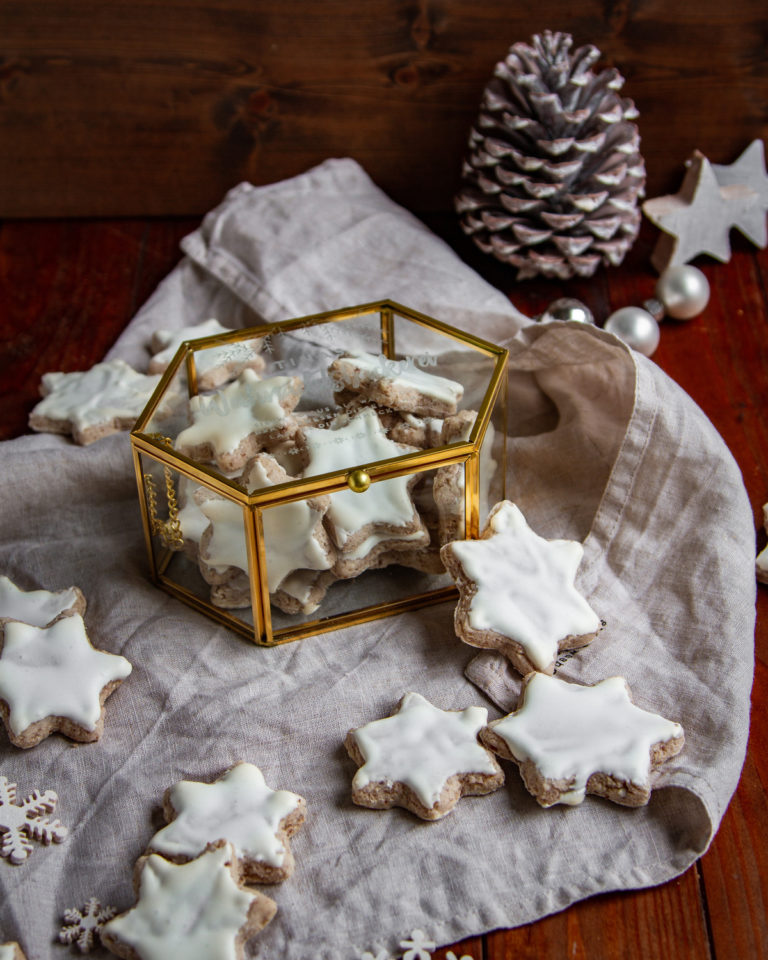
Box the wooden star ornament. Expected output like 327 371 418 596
711 138 768 248
643 146 766 271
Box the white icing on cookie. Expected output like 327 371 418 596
350 692 497 809
101 843 273 959
199 468 332 591
332 352 464 407
149 763 302 867
490 674 684 805
150 319 261 377
175 371 301 461
0 616 132 736
0 576 81 628
30 360 161 433
178 496 210 545
302 407 421 547
447 501 599 670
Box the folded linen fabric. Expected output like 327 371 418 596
0 159 754 960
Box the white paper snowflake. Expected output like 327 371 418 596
357 930 473 960
400 931 437 960
59 898 117 953
0 775 68 864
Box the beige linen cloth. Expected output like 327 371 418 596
0 159 755 959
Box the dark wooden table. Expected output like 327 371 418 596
1 214 765 959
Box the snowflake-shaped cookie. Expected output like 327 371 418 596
440 500 602 675
174 370 302 471
0 614 132 748
481 673 685 807
0 576 86 628
59 899 117 953
28 359 161 445
345 692 504 820
0 775 68 864
100 842 276 960
147 762 306 883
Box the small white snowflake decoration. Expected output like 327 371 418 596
399 930 437 960
59 898 117 953
0 775 68 864
358 929 473 960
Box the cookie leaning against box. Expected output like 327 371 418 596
440 500 602 675
480 673 685 807
146 762 306 884
345 691 504 820
0 615 132 749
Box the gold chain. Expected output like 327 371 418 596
142 434 184 551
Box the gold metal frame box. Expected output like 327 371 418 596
131 301 508 645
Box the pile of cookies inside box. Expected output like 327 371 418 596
166 337 484 618
60 317 500 622
0 318 686 958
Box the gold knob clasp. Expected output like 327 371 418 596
346 469 371 493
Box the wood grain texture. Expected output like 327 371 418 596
0 216 766 958
1 0 767 216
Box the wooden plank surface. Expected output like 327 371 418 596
0 215 766 959
1 0 767 216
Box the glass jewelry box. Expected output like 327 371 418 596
130 301 508 645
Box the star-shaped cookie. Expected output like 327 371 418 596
0 576 86 628
147 763 306 884
0 614 132 748
148 318 265 390
301 407 429 572
481 673 685 807
174 370 302 471
440 500 601 675
196 454 335 602
28 359 161 445
345 692 504 820
100 842 276 960
643 151 763 271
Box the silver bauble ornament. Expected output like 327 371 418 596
655 265 710 320
539 298 595 325
604 306 660 357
